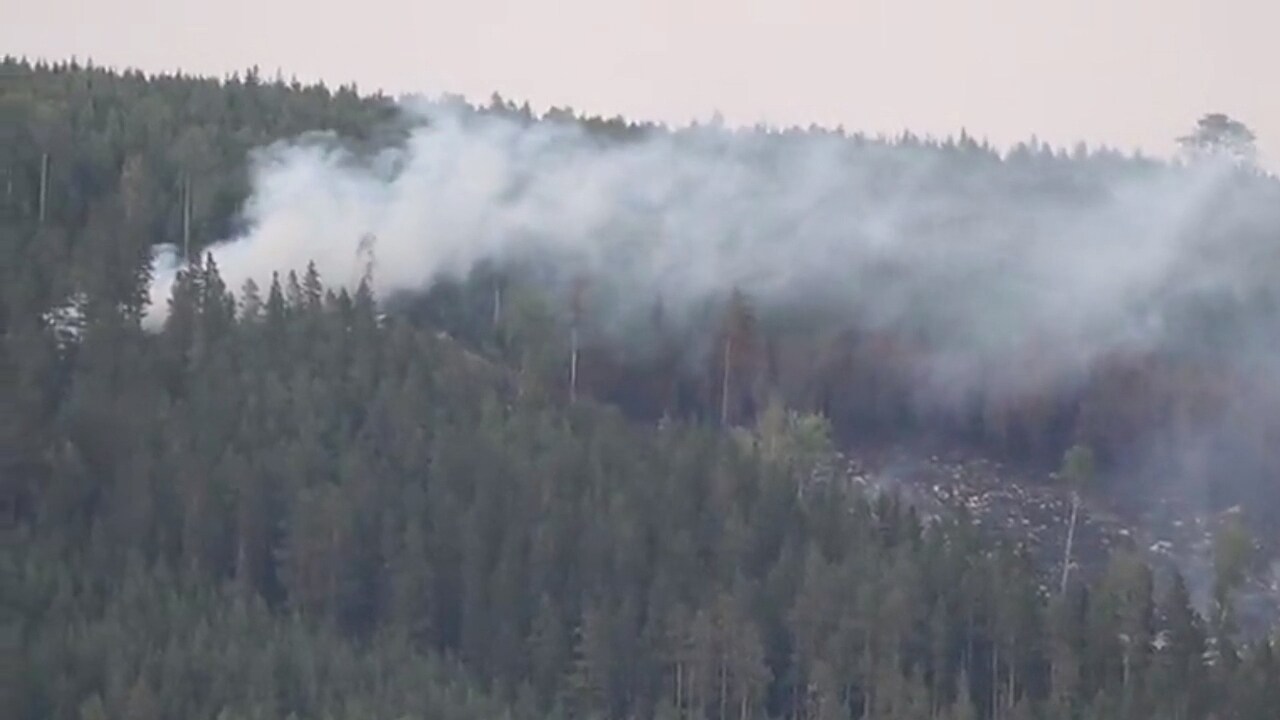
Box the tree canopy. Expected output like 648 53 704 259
3 58 1277 720
1178 113 1259 166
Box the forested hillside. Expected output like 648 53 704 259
2 58 1277 720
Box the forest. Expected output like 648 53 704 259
2 58 1278 720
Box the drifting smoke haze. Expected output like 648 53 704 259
139 97 1280 623
148 100 1280 401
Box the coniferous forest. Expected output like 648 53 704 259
3 58 1278 720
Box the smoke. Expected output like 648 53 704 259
141 101 1280 622
145 100 1280 400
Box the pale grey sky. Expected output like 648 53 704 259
5 0 1278 167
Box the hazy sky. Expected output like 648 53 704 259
5 0 1278 167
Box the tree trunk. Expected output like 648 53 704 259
183 173 192 262
38 152 49 225
720 336 733 426
235 536 249 592
862 638 874 720
1008 665 1016 710
570 325 579 403
326 517 343 624
991 643 1000 720
675 661 684 716
1060 492 1080 594
964 608 974 675
791 676 800 720
719 661 728 720
492 283 502 326
690 668 699 720
1122 649 1131 712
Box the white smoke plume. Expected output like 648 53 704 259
146 99 1280 397
142 100 1280 626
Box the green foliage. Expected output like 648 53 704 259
1212 514 1255 635
1059 444 1096 491
742 396 834 482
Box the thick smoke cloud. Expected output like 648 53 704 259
147 100 1280 401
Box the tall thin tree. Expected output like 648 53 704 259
569 276 588 403
720 289 754 427
38 152 49 225
1058 444 1095 594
